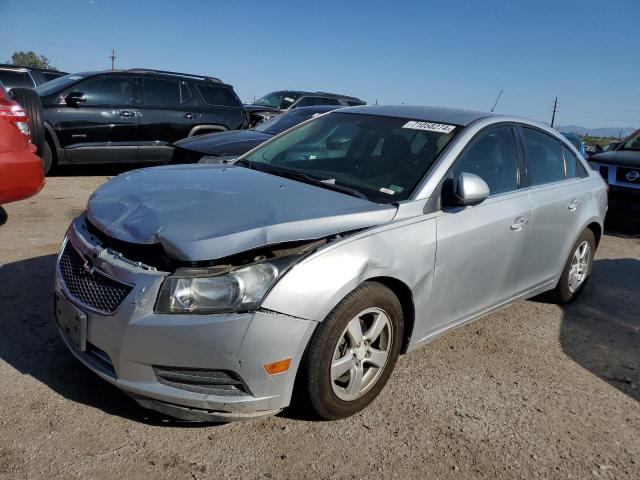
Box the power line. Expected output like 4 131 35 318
109 49 116 70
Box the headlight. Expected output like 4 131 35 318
156 261 285 314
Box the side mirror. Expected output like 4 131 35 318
65 91 86 106
452 172 490 206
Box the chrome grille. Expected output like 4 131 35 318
59 242 133 314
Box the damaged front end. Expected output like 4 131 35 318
81 212 358 315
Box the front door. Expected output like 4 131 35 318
425 125 531 336
57 75 139 163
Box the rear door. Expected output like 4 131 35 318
57 75 139 163
137 77 199 162
515 126 590 293
426 124 531 334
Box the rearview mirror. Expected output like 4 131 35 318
65 91 86 106
452 172 490 206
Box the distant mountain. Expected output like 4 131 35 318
559 125 636 138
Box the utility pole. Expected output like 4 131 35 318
490 89 503 112
109 49 116 70
550 97 558 128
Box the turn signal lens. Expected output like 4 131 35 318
264 358 291 375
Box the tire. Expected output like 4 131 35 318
549 229 596 304
41 141 53 175
9 88 45 155
297 282 404 420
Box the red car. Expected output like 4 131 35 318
0 82 44 204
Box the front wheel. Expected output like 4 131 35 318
297 282 403 420
549 229 595 303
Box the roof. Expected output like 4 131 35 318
0 64 66 74
337 105 494 126
274 90 364 102
68 69 224 84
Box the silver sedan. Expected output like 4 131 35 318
54 106 607 421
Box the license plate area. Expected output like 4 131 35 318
55 292 87 351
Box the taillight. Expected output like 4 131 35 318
0 99 31 140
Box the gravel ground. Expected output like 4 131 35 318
0 174 638 480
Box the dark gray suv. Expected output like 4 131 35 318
34 69 248 173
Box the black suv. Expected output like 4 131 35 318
245 90 364 126
34 69 247 173
0 64 67 89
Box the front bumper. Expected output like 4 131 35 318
54 216 317 421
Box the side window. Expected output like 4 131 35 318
180 82 193 104
143 78 180 106
196 84 241 107
452 125 519 195
77 77 135 106
295 96 340 108
562 144 578 178
521 128 565 186
0 70 28 88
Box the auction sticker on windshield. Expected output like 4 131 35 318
403 121 456 133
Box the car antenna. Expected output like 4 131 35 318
490 89 503 113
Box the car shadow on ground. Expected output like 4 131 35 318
559 258 640 402
0 254 218 427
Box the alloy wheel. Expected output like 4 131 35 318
330 307 393 401
568 240 590 293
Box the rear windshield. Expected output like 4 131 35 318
243 112 459 203
35 73 84 96
196 84 241 107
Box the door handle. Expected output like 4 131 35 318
510 218 528 231
184 113 197 119
120 110 135 118
568 200 581 211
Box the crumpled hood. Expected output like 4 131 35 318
591 150 640 167
173 130 272 156
87 164 397 262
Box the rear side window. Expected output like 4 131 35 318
143 78 181 106
0 70 28 88
295 96 341 108
562 144 578 178
521 128 565 186
196 84 240 107
452 125 519 195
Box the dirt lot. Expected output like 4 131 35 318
0 174 638 480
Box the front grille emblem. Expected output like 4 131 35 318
625 170 639 182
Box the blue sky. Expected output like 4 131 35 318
1 0 638 128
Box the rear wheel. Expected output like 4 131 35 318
549 229 595 303
297 282 403 420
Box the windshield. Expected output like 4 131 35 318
242 112 459 203
253 91 297 109
254 108 326 135
620 131 640 151
35 73 84 96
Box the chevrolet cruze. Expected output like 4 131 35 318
54 106 607 421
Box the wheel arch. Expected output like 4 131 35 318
366 276 415 354
586 221 602 249
44 121 63 165
188 124 228 137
